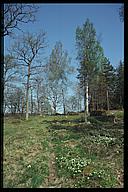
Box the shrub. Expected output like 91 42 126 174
88 116 103 125
90 111 107 117
67 111 80 115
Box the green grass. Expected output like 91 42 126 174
4 116 49 188
3 112 123 188
106 110 124 119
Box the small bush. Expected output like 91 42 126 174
88 117 103 125
115 111 124 119
67 111 80 115
90 111 107 117
107 115 115 122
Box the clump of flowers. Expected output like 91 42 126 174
56 156 91 176
91 135 116 146
90 169 106 178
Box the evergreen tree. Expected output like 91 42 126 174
76 19 104 122
101 57 116 110
114 61 124 108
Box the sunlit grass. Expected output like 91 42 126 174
4 116 49 188
4 112 123 188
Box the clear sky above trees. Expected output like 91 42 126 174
5 3 124 69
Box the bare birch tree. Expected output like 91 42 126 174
10 31 47 120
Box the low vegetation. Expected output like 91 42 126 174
3 111 123 188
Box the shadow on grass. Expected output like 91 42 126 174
41 118 91 133
41 116 123 140
42 118 84 124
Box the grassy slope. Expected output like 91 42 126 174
3 116 50 188
3 111 123 188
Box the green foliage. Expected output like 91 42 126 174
88 116 104 125
76 19 104 86
101 57 115 84
114 110 124 118
56 155 91 177
114 61 124 108
48 41 71 83
20 159 49 188
46 41 71 113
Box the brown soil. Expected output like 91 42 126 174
63 140 78 148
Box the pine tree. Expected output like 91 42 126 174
97 57 116 110
76 19 104 122
115 61 124 109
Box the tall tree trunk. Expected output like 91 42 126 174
21 96 24 114
106 89 110 111
84 80 90 123
78 95 81 112
37 101 40 114
62 89 66 115
4 102 6 114
84 86 87 123
86 80 89 115
11 103 13 114
53 102 56 114
26 64 30 120
84 107 87 123
31 88 33 114
92 94 95 111
79 98 82 112
37 84 40 114
26 83 29 120
120 95 122 108
39 103 42 116
18 97 20 113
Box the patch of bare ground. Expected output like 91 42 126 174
63 140 78 148
39 143 62 188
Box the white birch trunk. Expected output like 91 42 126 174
26 64 30 120
26 86 29 120
86 80 89 115
84 80 90 124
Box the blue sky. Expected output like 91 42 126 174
5 3 124 81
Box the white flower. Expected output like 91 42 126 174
27 165 31 168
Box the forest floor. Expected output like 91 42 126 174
3 111 124 188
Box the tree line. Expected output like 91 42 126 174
3 4 124 120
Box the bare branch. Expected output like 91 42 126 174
4 4 39 36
